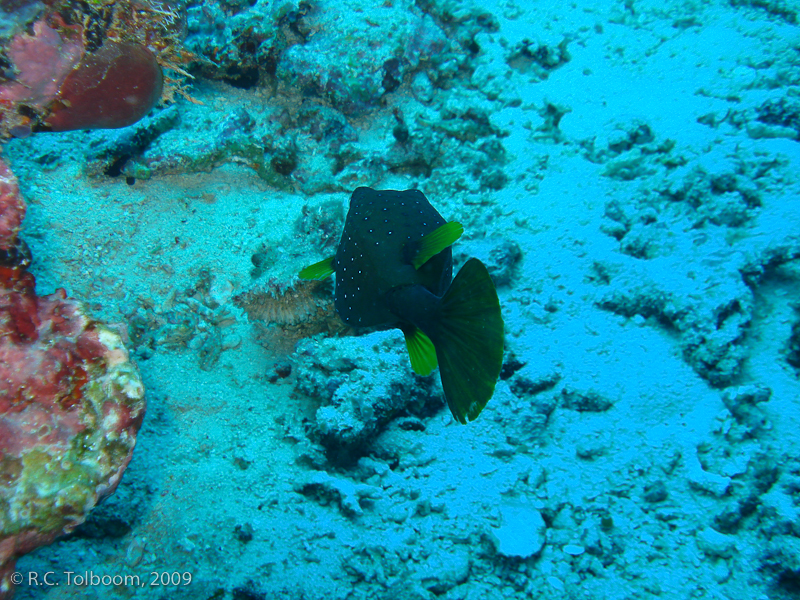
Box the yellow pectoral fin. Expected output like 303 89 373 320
402 325 438 376
411 221 464 270
299 256 335 280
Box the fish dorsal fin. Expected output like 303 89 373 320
401 325 438 376
299 256 335 280
410 221 464 270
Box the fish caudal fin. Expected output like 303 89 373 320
410 221 463 270
401 325 438 376
434 258 503 423
299 256 335 280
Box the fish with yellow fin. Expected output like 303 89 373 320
299 187 504 423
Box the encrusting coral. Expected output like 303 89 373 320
0 156 146 600
0 0 191 138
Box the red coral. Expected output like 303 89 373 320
45 40 164 131
0 156 146 600
0 5 171 137
0 160 25 252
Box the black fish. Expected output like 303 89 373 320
300 187 504 423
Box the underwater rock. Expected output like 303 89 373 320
294 471 380 517
560 385 615 412
184 0 295 87
506 36 570 78
0 157 146 599
760 536 800 595
278 2 449 114
602 156 762 253
416 546 471 593
455 237 522 288
752 96 800 139
489 501 546 559
595 255 753 387
788 306 800 371
696 527 737 559
687 453 731 498
293 331 440 462
720 384 771 439
642 480 668 503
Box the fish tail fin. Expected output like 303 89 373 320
431 258 504 423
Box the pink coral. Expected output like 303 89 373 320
0 160 25 252
0 5 171 136
0 157 146 600
0 19 83 107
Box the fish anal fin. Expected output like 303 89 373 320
401 324 438 376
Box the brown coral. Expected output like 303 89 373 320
234 278 345 355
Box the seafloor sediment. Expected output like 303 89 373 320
4 0 800 598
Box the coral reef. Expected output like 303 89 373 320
0 157 145 599
21 0 502 192
0 0 188 137
589 128 794 386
